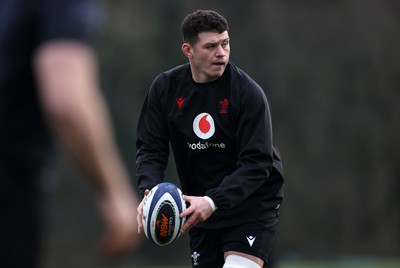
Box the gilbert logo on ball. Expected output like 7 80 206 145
142 182 186 246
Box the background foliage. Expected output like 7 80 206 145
42 0 400 267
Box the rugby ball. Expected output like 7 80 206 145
142 182 186 246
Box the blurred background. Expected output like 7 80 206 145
40 0 399 267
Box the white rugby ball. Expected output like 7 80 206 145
142 182 186 246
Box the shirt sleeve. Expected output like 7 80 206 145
136 76 170 197
37 0 103 45
205 79 275 209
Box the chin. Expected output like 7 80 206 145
215 70 225 77
212 68 225 76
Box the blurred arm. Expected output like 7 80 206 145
34 40 140 257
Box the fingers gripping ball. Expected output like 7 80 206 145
142 182 186 246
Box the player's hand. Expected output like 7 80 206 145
97 187 141 258
136 189 150 235
180 195 214 233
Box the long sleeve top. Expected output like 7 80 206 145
136 62 284 229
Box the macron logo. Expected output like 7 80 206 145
176 98 185 109
246 236 256 247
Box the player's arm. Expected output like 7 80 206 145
34 40 140 257
136 76 171 196
206 82 274 209
135 77 171 232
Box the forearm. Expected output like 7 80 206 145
136 87 170 197
34 41 132 195
136 142 169 197
57 97 131 194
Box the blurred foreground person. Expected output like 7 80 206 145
136 10 284 268
0 0 140 267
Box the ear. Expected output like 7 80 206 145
181 43 192 59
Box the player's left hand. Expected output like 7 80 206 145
180 195 214 233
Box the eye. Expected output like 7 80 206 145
222 41 229 48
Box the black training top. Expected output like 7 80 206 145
136 62 284 229
0 0 101 197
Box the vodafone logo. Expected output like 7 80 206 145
193 113 215 140
189 113 225 150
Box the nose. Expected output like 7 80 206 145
216 45 226 57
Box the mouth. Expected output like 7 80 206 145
212 61 226 67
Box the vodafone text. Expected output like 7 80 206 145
187 141 226 150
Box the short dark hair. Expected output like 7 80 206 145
181 10 229 45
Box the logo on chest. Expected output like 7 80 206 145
176 98 185 109
219 98 229 114
193 113 215 140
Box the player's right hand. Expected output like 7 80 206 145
98 186 141 258
136 189 150 235
179 195 214 233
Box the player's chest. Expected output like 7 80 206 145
166 85 235 141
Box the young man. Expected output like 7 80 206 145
136 10 284 268
0 0 140 267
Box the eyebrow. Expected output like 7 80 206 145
203 38 230 46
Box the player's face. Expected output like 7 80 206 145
185 31 230 83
